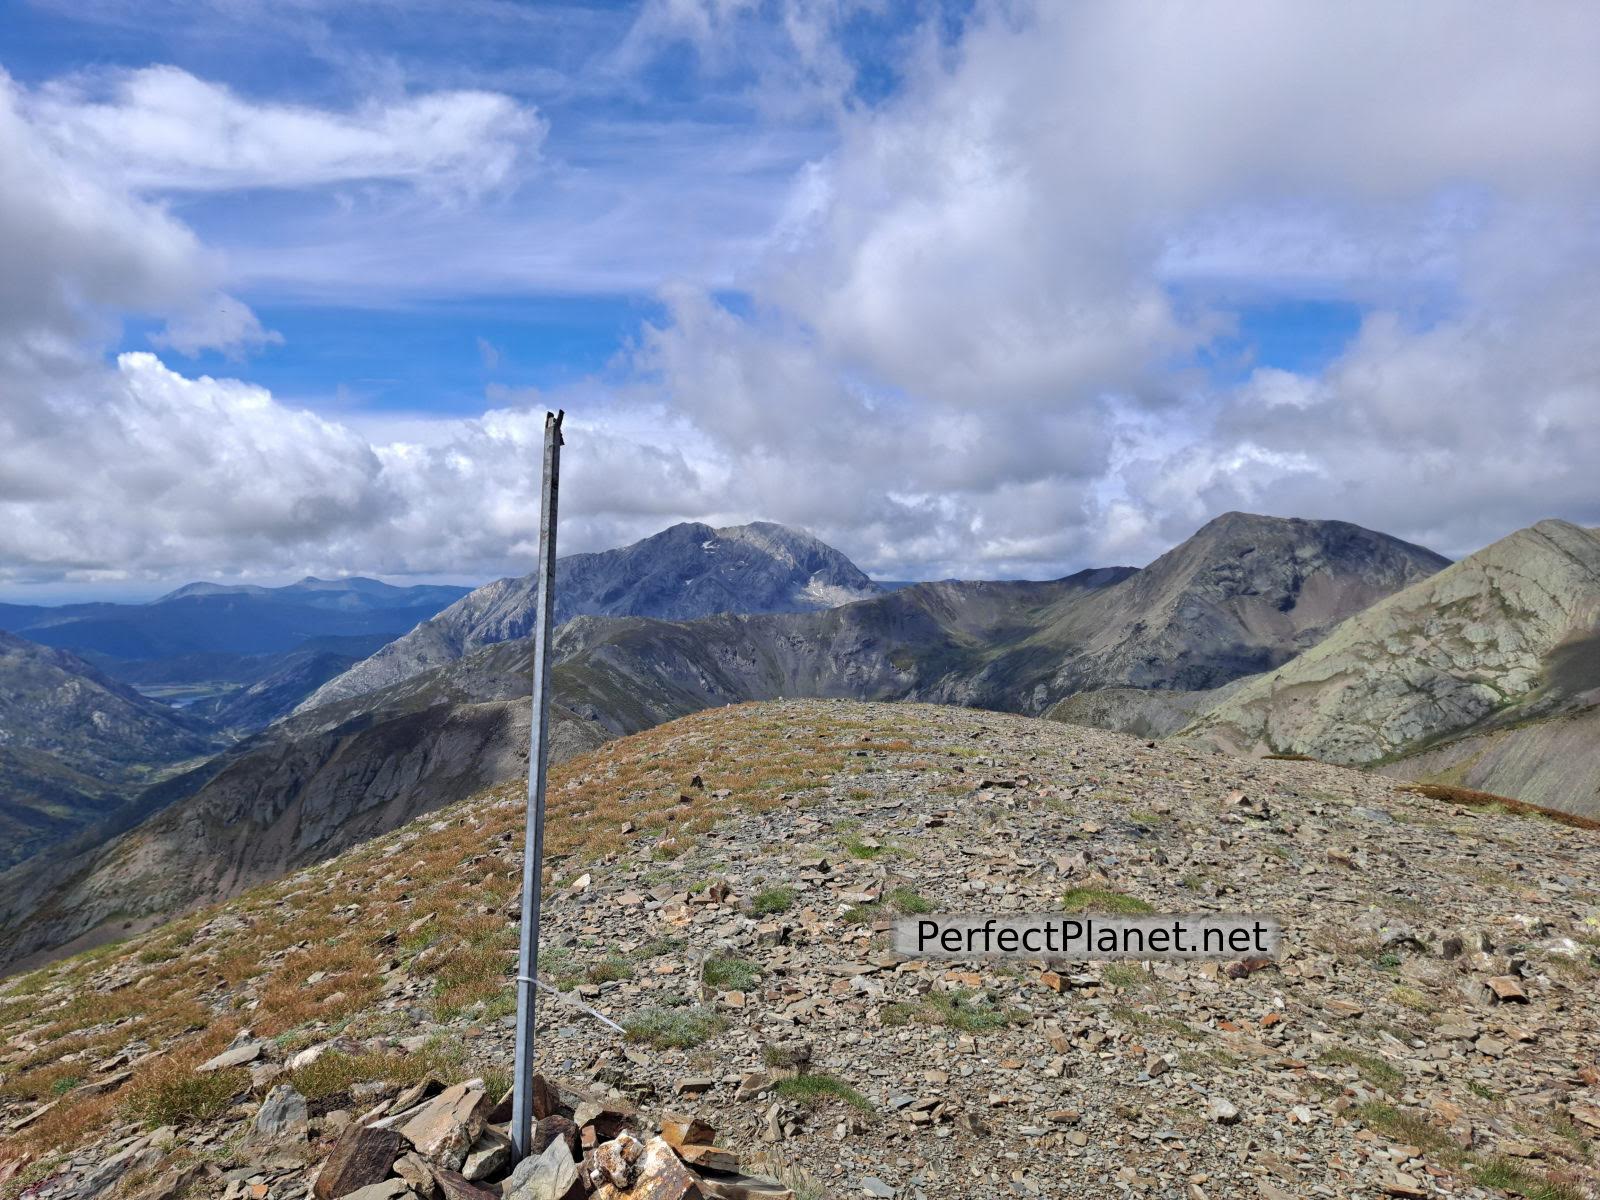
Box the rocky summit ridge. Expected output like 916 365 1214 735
2 701 1597 1200
545 512 1449 737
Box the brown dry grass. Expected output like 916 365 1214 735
1397 782 1600 831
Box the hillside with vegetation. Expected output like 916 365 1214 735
0 633 220 872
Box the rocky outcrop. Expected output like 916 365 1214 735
298 522 883 713
1182 520 1600 788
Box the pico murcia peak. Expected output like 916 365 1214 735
295 521 883 713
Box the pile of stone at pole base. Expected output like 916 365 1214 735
305 1073 796 1200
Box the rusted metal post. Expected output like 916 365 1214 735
510 410 563 1163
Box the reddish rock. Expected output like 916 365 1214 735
533 1115 580 1158
1485 975 1528 1003
314 1126 404 1200
531 1074 564 1120
432 1168 498 1200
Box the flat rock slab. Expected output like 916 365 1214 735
692 1172 796 1200
342 1181 414 1200
506 1136 578 1200
199 1041 265 1072
253 1083 309 1141
398 1083 489 1171
434 1168 500 1200
1486 975 1529 1002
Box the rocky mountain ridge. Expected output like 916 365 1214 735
0 580 470 737
158 578 467 612
0 583 467 665
546 513 1448 734
1 701 1596 1199
0 513 1452 971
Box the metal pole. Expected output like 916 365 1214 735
511 409 563 1162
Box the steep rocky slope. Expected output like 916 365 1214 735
299 523 882 712
1027 511 1448 698
1373 705 1600 818
1182 520 1600 815
1044 682 1253 739
2 702 1596 1199
0 633 220 871
0 655 607 974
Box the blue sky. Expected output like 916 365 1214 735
2 1 1597 600
10 0 1354 411
6 0 859 404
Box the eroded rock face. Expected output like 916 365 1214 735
1045 683 1250 739
1183 520 1600 782
1371 702 1600 817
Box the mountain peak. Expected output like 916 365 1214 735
295 519 882 713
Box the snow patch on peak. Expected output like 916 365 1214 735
799 578 877 609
